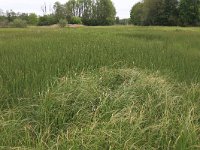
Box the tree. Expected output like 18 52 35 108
130 0 180 26
115 16 120 24
19 13 29 22
82 0 94 25
130 2 144 25
0 9 6 22
0 9 4 17
0 9 9 27
53 2 66 22
96 0 116 25
179 0 200 26
28 13 38 25
38 15 57 26
12 18 27 28
65 0 116 26
143 0 165 25
6 10 17 22
162 0 179 26
66 0 80 17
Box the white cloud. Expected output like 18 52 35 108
0 0 140 18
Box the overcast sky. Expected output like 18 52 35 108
0 0 140 18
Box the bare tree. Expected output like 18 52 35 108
41 2 47 15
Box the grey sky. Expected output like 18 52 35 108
0 0 140 18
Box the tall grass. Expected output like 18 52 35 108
0 68 200 149
0 26 200 149
1 27 200 99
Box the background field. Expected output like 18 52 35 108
0 26 200 149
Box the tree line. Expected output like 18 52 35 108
0 0 116 27
130 0 200 26
0 10 38 27
1 0 199 27
53 0 116 26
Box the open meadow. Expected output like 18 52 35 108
0 26 200 149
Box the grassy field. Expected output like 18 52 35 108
0 26 200 149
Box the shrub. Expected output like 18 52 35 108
0 20 9 28
69 17 82 24
58 19 67 28
12 18 27 28
28 13 38 25
38 15 57 26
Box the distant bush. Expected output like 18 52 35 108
69 17 82 24
38 15 57 26
0 20 9 28
82 18 98 26
12 18 27 28
82 17 116 26
28 13 38 25
118 19 131 25
58 19 67 27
